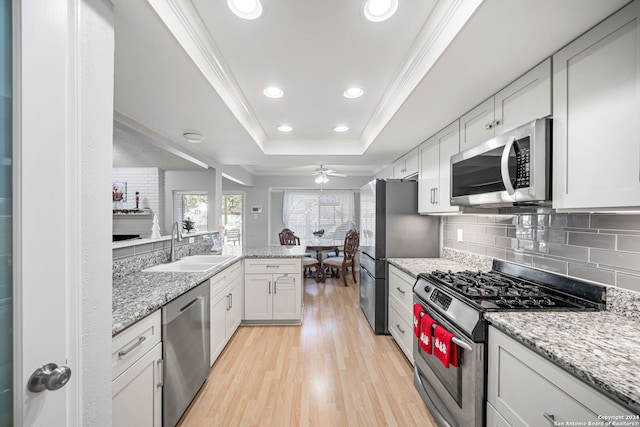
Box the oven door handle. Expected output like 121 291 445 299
422 313 473 352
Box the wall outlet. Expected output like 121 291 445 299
457 229 463 242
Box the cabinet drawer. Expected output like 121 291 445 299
112 310 161 381
210 261 242 298
388 297 413 364
488 327 630 425
244 258 301 274
388 265 415 312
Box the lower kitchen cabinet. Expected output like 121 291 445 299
387 264 415 364
244 258 302 324
112 311 163 427
210 261 243 366
487 326 630 426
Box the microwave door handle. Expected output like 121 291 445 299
501 136 517 196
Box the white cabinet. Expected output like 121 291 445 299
244 258 302 324
553 1 640 211
387 264 415 364
487 326 631 426
392 147 419 179
112 311 162 427
460 58 551 151
210 261 243 366
418 120 461 214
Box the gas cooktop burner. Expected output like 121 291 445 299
426 268 592 310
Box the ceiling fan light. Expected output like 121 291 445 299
228 0 263 20
343 87 364 99
333 125 349 133
263 86 283 98
363 0 398 22
315 174 329 184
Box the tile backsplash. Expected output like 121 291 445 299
442 210 640 292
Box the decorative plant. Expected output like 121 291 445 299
183 217 196 233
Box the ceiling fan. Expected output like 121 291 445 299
312 165 346 184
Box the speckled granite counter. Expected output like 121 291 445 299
486 311 640 414
387 250 493 278
113 246 306 336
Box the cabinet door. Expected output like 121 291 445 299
404 148 419 177
244 274 273 320
392 158 405 179
112 342 162 427
418 137 439 213
436 120 461 213
272 274 301 320
460 97 494 150
553 1 640 210
227 276 243 336
494 58 551 136
210 291 229 366
486 402 511 427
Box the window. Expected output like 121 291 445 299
282 190 356 239
221 193 243 245
176 192 208 232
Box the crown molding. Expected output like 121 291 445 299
146 0 480 156
147 0 267 150
360 0 483 151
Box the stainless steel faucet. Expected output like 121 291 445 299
169 221 183 262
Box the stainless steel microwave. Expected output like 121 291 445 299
450 118 551 207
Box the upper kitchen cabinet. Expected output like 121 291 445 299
392 148 419 179
418 120 461 214
460 58 552 151
553 1 640 211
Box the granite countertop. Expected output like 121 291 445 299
486 311 640 414
387 256 491 278
113 245 306 336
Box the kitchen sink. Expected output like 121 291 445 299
142 254 234 273
178 255 234 264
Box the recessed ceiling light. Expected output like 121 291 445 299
227 0 263 20
277 125 293 133
183 132 204 143
363 0 398 22
263 86 283 98
334 125 349 133
343 87 364 99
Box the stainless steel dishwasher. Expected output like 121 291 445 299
162 281 210 427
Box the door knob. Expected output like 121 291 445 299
28 363 72 392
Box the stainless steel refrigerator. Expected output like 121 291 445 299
359 179 440 334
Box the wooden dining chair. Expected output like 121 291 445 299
321 229 359 286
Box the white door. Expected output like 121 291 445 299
14 1 79 424
12 1 114 425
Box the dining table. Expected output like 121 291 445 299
303 237 343 263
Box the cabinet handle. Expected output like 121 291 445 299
118 336 146 358
434 187 438 205
543 412 555 425
268 281 271 294
266 265 280 269
229 293 233 309
397 325 405 334
274 281 277 294
226 294 231 311
396 287 405 295
429 188 434 204
156 359 164 388
493 119 501 127
485 122 493 130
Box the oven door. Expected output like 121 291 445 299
413 298 484 427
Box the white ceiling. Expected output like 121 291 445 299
113 0 629 178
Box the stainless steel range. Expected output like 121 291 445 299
412 260 606 427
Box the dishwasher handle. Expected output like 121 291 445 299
180 296 203 313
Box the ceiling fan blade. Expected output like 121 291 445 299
326 172 347 177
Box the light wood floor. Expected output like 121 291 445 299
179 275 436 427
